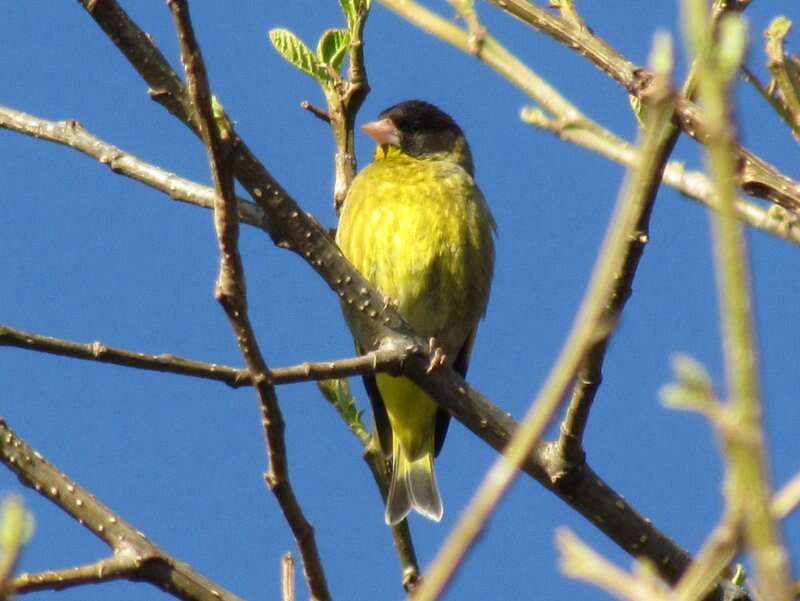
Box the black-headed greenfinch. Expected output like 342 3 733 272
336 100 495 524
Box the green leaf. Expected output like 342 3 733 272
629 94 644 127
716 13 747 81
1 495 33 552
318 379 366 435
339 0 371 29
316 28 350 72
339 0 357 28
660 353 715 411
268 28 329 84
672 354 713 396
648 30 674 77
211 96 232 141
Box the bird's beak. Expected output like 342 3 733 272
361 118 401 146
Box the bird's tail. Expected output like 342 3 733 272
385 434 443 525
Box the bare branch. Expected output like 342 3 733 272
520 108 800 246
772 471 800 520
557 528 671 601
13 556 137 594
0 324 406 387
687 2 792 598
166 2 330 599
282 553 295 601
329 0 371 211
300 100 332 124
0 419 241 601
672 513 741 601
555 0 748 467
0 105 264 229
765 17 800 140
481 0 800 214
316 380 420 588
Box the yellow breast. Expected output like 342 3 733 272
336 153 494 359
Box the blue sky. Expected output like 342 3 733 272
2 2 799 600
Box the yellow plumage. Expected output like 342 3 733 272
336 101 495 524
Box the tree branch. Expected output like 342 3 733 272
166 2 331 599
481 0 800 214
687 3 792 599
0 105 264 229
520 107 800 246
282 553 295 601
13 556 138 594
554 0 745 468
0 419 242 601
0 324 405 388
317 379 421 590
557 528 671 601
765 17 800 140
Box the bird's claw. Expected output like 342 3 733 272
426 337 447 374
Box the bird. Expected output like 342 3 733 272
335 100 496 525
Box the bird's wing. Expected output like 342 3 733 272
433 325 477 457
358 343 394 458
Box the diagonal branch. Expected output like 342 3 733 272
0 419 242 601
0 105 264 228
13 556 141 594
555 0 745 467
0 324 404 388
166 1 331 599
687 3 792 598
481 0 800 214
765 17 800 140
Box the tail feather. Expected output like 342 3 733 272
385 436 443 525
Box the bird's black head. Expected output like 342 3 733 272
363 100 474 173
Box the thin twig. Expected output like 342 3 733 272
328 0 371 211
672 512 741 601
482 0 800 214
687 2 792 599
0 419 241 600
166 2 330 599
555 0 745 468
557 528 671 601
740 65 799 138
282 553 295 601
765 17 800 140
0 324 405 387
13 556 138 594
772 471 800 520
413 57 679 601
300 100 331 124
315 379 420 588
362 439 420 591
520 107 800 246
0 105 265 229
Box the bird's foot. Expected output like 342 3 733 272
426 337 447 374
382 295 399 312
